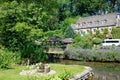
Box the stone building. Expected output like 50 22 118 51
72 13 120 34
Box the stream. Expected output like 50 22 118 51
60 60 120 80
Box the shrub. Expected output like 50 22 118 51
111 27 120 39
103 27 109 38
65 47 120 62
0 51 16 68
70 35 93 49
92 38 102 45
73 33 81 43
63 26 76 38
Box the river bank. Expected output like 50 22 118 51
69 66 93 80
64 47 120 62
60 60 120 80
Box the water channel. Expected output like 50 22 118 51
59 60 120 80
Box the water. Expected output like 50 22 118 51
60 60 120 80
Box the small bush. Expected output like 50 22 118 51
0 51 15 68
92 38 102 45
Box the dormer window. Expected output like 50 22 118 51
88 22 92 26
97 21 99 24
95 20 99 25
82 22 86 26
101 19 107 25
104 19 107 23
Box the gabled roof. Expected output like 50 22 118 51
73 13 120 29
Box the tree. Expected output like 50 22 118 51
103 28 109 38
73 32 81 43
63 25 76 38
95 29 100 38
0 1 60 63
111 27 120 39
77 35 93 49
92 38 102 45
0 1 60 50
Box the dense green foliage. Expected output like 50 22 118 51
111 27 120 39
65 47 120 62
70 34 93 49
0 46 20 68
0 1 58 64
63 25 76 38
103 28 109 38
0 51 15 68
92 38 102 45
57 0 120 19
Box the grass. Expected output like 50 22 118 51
50 64 85 75
49 51 64 54
0 64 85 80
0 65 28 80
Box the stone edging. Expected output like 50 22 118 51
19 69 56 76
69 66 94 80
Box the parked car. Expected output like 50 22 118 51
101 39 120 46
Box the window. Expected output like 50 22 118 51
109 27 112 31
101 28 104 31
102 41 105 43
95 20 99 25
106 41 119 43
87 29 90 33
80 30 84 36
102 19 107 24
88 22 92 26
82 22 86 26
102 39 120 46
104 19 107 23
93 29 96 32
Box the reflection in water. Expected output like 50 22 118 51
60 60 120 80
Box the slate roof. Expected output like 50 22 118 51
72 13 120 30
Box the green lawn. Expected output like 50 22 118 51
0 64 85 80
0 65 28 80
50 64 85 75
47 51 64 54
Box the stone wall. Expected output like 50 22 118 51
69 66 94 80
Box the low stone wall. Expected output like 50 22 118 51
69 66 94 80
